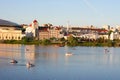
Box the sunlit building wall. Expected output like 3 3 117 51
39 26 63 40
0 29 22 40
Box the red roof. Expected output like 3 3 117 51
33 20 38 23
71 27 108 33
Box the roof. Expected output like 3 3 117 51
71 27 108 32
33 20 38 23
0 19 22 29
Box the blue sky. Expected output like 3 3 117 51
0 0 120 27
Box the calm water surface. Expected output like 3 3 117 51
0 44 120 80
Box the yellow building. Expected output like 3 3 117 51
0 19 23 40
0 29 22 40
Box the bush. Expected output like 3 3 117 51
41 39 51 45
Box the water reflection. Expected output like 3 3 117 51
0 44 61 64
0 44 120 66
0 44 21 59
0 44 120 80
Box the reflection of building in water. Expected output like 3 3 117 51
25 45 59 62
41 52 58 62
0 44 21 59
0 44 37 62
0 44 60 63
25 52 35 61
25 45 36 61
0 52 21 59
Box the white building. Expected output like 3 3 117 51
110 32 120 40
103 25 110 30
25 20 39 38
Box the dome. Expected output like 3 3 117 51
0 19 22 29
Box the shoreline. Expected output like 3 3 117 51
0 40 120 47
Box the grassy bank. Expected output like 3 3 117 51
0 39 120 47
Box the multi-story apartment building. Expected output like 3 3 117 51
39 26 63 40
39 27 49 40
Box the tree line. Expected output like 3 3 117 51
1 35 120 47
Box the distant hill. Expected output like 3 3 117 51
0 19 19 26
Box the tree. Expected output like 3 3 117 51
42 39 51 45
60 37 65 42
22 36 35 43
108 30 113 39
67 35 78 46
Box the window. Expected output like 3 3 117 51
12 36 14 40
18 36 20 40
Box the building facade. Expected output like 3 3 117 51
67 27 109 40
0 29 22 40
25 20 39 39
0 24 22 40
39 26 63 40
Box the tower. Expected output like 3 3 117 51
32 20 39 29
32 20 39 39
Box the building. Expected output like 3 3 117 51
49 26 63 39
0 19 23 40
25 20 39 39
67 27 108 40
39 27 49 40
39 26 63 40
103 25 110 31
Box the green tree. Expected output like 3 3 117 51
42 39 51 45
60 37 65 42
108 30 113 39
67 35 78 46
22 37 34 43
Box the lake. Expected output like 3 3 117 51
0 44 120 80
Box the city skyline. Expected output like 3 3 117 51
0 0 120 27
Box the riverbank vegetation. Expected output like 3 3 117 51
0 36 120 47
